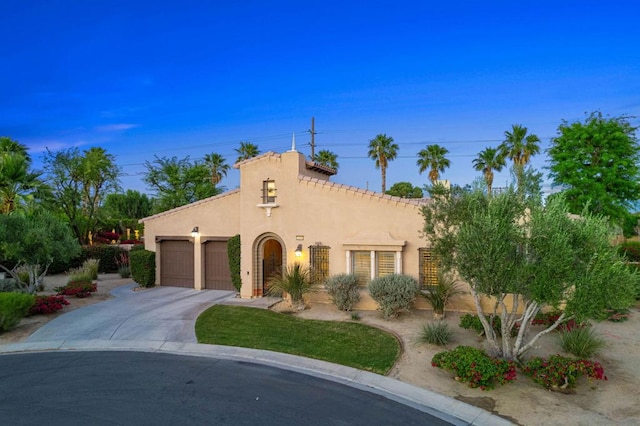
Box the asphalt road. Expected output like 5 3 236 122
0 351 452 425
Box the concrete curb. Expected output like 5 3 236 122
0 340 513 426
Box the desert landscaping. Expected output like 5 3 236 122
2 274 639 426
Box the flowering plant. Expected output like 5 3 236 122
522 355 607 390
29 295 69 315
56 280 97 298
432 345 517 390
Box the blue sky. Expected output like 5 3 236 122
2 1 639 195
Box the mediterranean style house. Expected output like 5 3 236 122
140 145 447 309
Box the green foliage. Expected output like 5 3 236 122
431 346 517 390
368 133 398 192
0 137 48 214
130 249 156 288
102 190 153 220
417 144 451 184
385 182 423 198
0 210 80 293
196 305 400 375
368 274 419 318
548 112 640 226
622 213 639 238
420 271 462 317
80 245 127 273
522 355 607 390
226 235 241 292
234 142 260 163
267 263 311 307
559 327 606 358
325 273 361 311
0 292 35 331
56 280 97 298
499 124 540 195
312 149 339 170
421 321 453 346
0 278 17 293
473 147 506 196
43 146 121 244
67 267 94 283
82 258 99 280
143 155 222 214
618 241 640 262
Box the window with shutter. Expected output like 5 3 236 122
352 251 371 286
419 247 438 288
376 252 395 277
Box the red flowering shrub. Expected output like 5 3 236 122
522 355 607 390
119 239 143 245
97 231 120 241
531 311 586 331
57 280 97 298
29 295 69 315
431 345 517 390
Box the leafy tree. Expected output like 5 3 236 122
422 186 636 361
43 147 121 244
472 147 506 197
0 210 80 294
102 190 153 219
385 182 423 198
417 144 450 184
235 142 260 163
313 149 339 170
500 124 540 195
204 152 230 185
368 133 398 193
143 155 221 213
548 112 640 226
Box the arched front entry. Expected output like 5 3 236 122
253 233 286 297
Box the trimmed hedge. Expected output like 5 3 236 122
47 244 129 274
0 293 35 332
130 249 156 288
227 235 241 292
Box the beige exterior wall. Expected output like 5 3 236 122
141 149 438 304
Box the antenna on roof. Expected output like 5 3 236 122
290 132 297 152
309 117 316 160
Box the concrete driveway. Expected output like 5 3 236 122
26 284 235 344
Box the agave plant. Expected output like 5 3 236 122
267 263 312 311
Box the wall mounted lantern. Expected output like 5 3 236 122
191 226 199 237
295 244 303 257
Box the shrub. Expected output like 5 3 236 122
531 310 585 332
267 263 311 310
0 293 35 331
421 321 453 346
420 271 462 319
227 235 241 292
67 267 94 283
28 295 69 316
605 307 631 322
368 274 419 319
325 273 360 311
79 245 127 273
130 249 156 288
431 345 517 390
618 241 640 262
115 252 131 278
459 313 520 337
559 327 606 358
0 278 17 293
56 280 97 298
82 258 100 280
522 355 607 390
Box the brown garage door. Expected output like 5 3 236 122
160 240 194 288
204 240 234 290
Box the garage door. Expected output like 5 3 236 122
160 240 194 288
204 241 234 290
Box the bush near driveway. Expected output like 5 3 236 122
0 293 35 331
130 249 155 287
196 305 400 375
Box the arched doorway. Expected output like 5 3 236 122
254 233 286 297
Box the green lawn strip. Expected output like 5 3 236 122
195 305 401 375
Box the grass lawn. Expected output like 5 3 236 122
195 305 401 375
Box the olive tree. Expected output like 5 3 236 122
0 211 80 294
422 186 636 361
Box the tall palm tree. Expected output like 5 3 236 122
473 147 506 196
313 149 339 170
235 142 260 163
0 137 29 159
367 134 398 192
416 144 451 184
204 152 229 185
0 152 45 214
500 124 540 193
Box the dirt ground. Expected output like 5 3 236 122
2 275 639 425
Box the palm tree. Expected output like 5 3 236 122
416 144 451 184
500 124 540 193
204 152 229 185
313 149 339 170
0 152 45 214
0 137 29 159
235 142 260 163
367 134 398 192
473 147 506 196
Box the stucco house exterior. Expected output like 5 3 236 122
140 147 443 308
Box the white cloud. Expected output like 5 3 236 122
96 123 139 132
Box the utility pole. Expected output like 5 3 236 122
309 117 316 160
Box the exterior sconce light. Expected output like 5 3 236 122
295 244 303 257
191 226 199 237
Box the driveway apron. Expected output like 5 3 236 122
26 284 235 344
